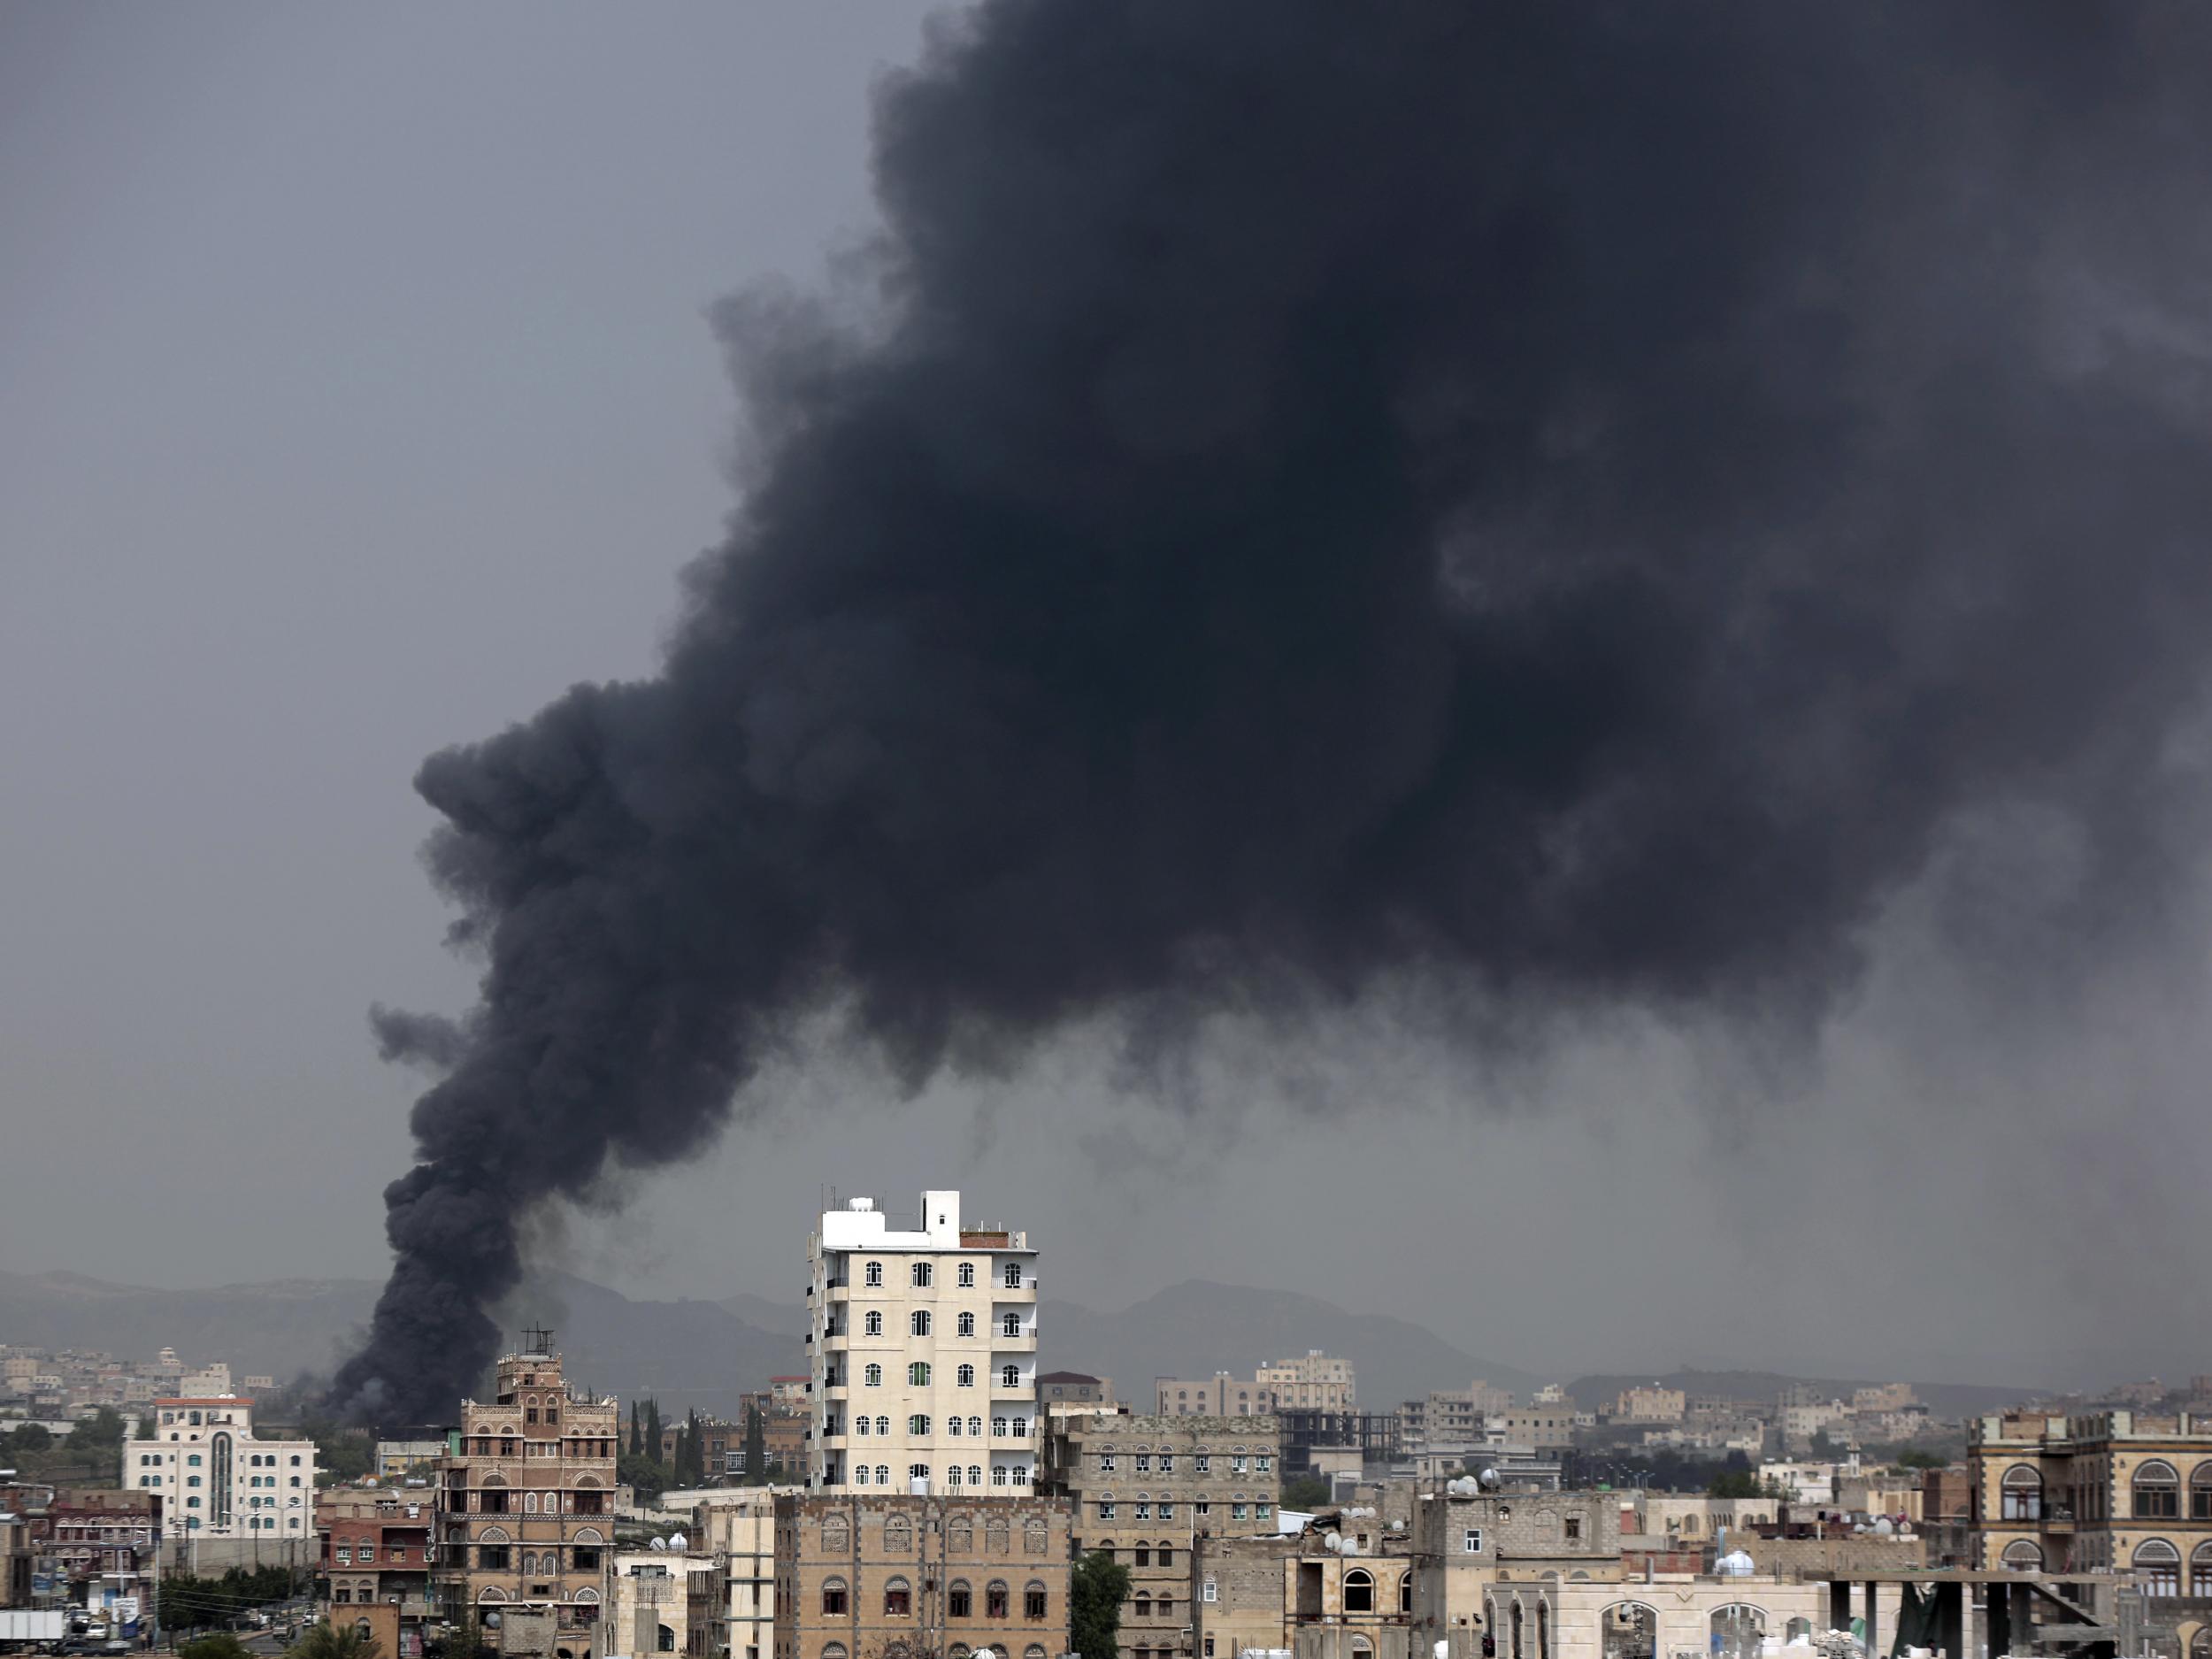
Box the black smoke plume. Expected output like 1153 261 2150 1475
334 0 2212 1422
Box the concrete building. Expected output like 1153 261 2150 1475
1257 1356 1356 1413
806 1191 1040 1494
377 1441 449 1480
1407 1481 1624 1644
123 1395 318 1540
770 1492 1071 1659
1626 1496 1778 1548
1496 1410 1574 1455
1158 1376 1277 1419
319 1488 435 1612
1038 1372 1118 1422
1604 1389 1684 1425
36 1490 157 1624
1400 1386 1516 1457
1481 1571 1825 1659
687 1493 778 1659
1970 1409 2212 1583
606 1552 720 1659
1048 1413 1284 1659
434 1340 618 1655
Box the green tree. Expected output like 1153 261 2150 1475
620 1449 670 1502
628 1405 643 1459
1808 1429 1841 1460
1895 1448 1947 1470
1279 1475 1332 1510
644 1399 664 1464
181 1635 255 1659
743 1406 766 1485
288 1621 384 1659
1071 1550 1132 1659
1707 1470 1762 1499
67 1405 127 1452
12 1424 52 1453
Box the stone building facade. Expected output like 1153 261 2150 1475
1408 1484 1624 1644
809 1192 1041 1494
771 1493 1071 1659
1970 1409 2212 1582
1048 1414 1283 1659
319 1488 434 1614
123 1395 318 1540
434 1342 618 1655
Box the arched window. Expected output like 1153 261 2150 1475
885 1576 912 1617
865 1262 883 1286
2192 1463 2212 1520
969 1417 982 1435
969 1464 983 1486
657 1627 676 1652
865 1311 884 1337
1401 1574 1413 1615
1135 1594 1152 1618
950 1515 974 1548
856 1416 872 1436
864 1364 882 1387
1344 1570 1375 1614
913 1263 933 1287
188 1455 202 1467
958 1263 975 1287
913 1311 933 1337
987 1580 1010 1619
2001 1465 2044 1521
910 1363 932 1386
959 1313 977 1338
1002 1313 1022 1338
987 1516 1010 1554
2002 1540 2043 1572
822 1645 849 1659
2135 1461 2181 1520
1351 1641 1374 1659
1025 1517 1048 1555
823 1516 851 1552
854 1465 870 1486
822 1578 848 1616
875 1464 890 1485
1025 1648 1047 1659
949 1579 973 1617
1002 1365 1020 1389
2136 1540 2182 1596
886 1515 913 1552
1599 1602 1656 1659
1709 1605 1766 1659
2193 1540 2212 1597
524 1493 539 1513
1003 1263 1023 1288
479 1588 508 1603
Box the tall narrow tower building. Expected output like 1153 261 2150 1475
806 1189 1039 1494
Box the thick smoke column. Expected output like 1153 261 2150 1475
334 0 2212 1421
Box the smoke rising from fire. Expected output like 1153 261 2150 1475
334 0 2212 1422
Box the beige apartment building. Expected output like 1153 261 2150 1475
1158 1356 1355 1419
123 1394 318 1541
1970 1409 2212 1583
771 1493 1071 1659
434 1341 618 1652
1605 1388 1685 1425
1048 1414 1284 1659
808 1191 1040 1495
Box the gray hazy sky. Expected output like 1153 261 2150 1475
4 4 2206 1394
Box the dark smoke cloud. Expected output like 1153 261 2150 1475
334 0 2212 1422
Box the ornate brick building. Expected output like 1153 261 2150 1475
434 1339 618 1656
772 1493 1071 1659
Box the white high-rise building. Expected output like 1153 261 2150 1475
806 1189 1038 1495
122 1395 319 1538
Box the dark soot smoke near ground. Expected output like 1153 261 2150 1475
334 0 2212 1420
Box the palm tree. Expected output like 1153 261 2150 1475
288 1619 384 1659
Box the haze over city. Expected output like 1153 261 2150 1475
6 0 2212 1411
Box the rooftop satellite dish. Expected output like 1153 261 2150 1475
649 1537 668 1551
1479 1469 1501 1490
670 1532 688 1550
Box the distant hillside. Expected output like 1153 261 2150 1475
1563 1367 2032 1420
0 1268 381 1377
0 1268 801 1422
1036 1279 1543 1408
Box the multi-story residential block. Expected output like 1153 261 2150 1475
1157 1375 1274 1418
1257 1354 1356 1413
1970 1409 2212 1588
771 1492 1071 1659
607 1552 720 1659
319 1488 434 1627
434 1340 618 1648
35 1490 157 1621
122 1396 318 1539
688 1494 778 1659
1048 1414 1282 1659
1408 1482 1624 1642
1605 1388 1685 1425
805 1191 1039 1494
1496 1409 1574 1454
1039 1371 1118 1422
377 1440 449 1480
1192 1527 1415 1659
